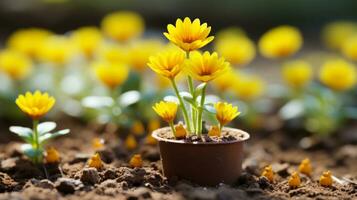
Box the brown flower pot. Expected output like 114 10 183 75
152 127 250 186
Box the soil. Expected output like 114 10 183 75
0 118 356 200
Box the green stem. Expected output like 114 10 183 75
197 84 207 136
170 79 192 132
33 120 40 164
169 122 176 138
187 76 196 133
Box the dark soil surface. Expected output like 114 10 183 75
0 118 356 200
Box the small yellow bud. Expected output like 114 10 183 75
88 153 103 169
129 154 143 168
145 134 157 146
125 135 137 151
261 165 274 182
298 158 312 176
45 147 60 164
174 123 187 139
131 121 145 136
288 172 301 188
92 137 105 150
208 125 221 137
319 171 333 187
148 119 160 133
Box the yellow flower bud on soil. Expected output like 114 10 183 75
92 138 105 150
208 125 221 137
320 171 333 187
288 172 301 188
129 154 143 168
88 153 103 169
125 135 137 151
261 165 274 182
131 121 145 136
298 158 312 176
45 147 60 164
174 123 187 139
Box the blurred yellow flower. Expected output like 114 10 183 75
282 60 313 88
97 44 128 64
298 158 312 176
92 137 105 150
234 74 264 101
164 17 214 51
261 165 274 182
125 135 137 151
341 34 357 61
129 154 142 168
71 26 102 58
185 51 230 82
319 59 357 91
215 27 246 42
174 123 187 139
101 11 144 42
7 28 52 58
0 50 32 80
322 21 357 50
88 153 103 169
213 69 240 92
45 147 60 164
152 101 178 123
319 171 333 187
214 102 240 127
208 125 220 137
145 134 157 145
214 36 255 66
148 119 161 133
147 48 186 79
128 39 163 72
94 62 129 89
16 90 55 119
288 172 301 188
39 36 74 65
259 25 302 59
131 121 145 136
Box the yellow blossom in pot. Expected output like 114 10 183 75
282 60 313 89
7 28 52 59
93 61 129 90
153 101 178 137
214 102 240 130
101 11 144 42
10 91 69 163
319 59 357 91
164 17 214 51
71 26 102 58
259 25 302 59
0 49 32 80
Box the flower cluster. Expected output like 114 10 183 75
149 17 240 138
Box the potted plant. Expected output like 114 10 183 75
147 17 250 186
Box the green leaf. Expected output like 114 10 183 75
82 96 114 109
203 104 216 114
21 144 42 160
39 129 70 143
163 95 179 104
194 83 207 97
9 126 33 143
119 90 141 107
37 122 56 135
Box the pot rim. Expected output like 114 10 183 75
152 127 250 145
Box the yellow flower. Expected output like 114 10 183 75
214 36 255 66
213 69 240 92
164 17 214 51
71 26 102 58
298 158 312 176
45 147 60 164
7 28 52 58
319 59 357 91
259 25 302 59
97 43 128 64
16 90 55 119
0 50 32 80
128 39 164 72
148 119 161 133
125 135 137 151
261 165 274 182
341 34 357 61
185 51 230 82
88 153 103 169
39 35 74 65
131 121 145 136
215 27 246 42
214 102 240 127
152 101 178 123
282 60 313 88
93 61 129 89
208 125 221 137
147 48 186 79
101 11 144 42
174 123 187 139
92 137 105 150
234 74 264 101
319 171 333 187
288 172 301 188
322 21 357 50
129 154 143 168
